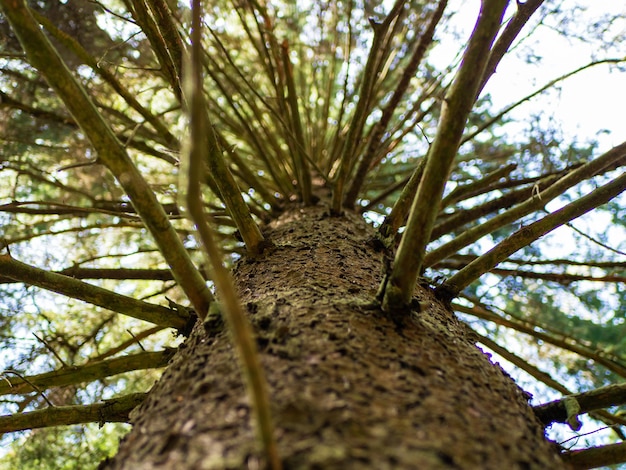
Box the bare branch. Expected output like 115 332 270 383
31 8 179 148
453 301 626 378
479 0 546 93
331 0 407 214
0 350 174 396
424 142 626 268
123 0 182 99
0 393 146 433
561 441 626 469
435 258 626 285
280 40 312 204
441 169 626 296
185 3 280 467
535 383 626 427
344 0 448 207
382 0 509 311
0 255 190 330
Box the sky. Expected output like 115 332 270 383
432 0 626 152
422 0 626 265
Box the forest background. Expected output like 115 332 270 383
0 0 625 468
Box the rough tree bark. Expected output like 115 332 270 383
101 202 566 469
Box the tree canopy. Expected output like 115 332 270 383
0 0 625 468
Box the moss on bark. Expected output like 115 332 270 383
102 203 567 469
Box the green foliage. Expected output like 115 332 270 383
0 424 128 470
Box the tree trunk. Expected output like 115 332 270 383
101 204 566 469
